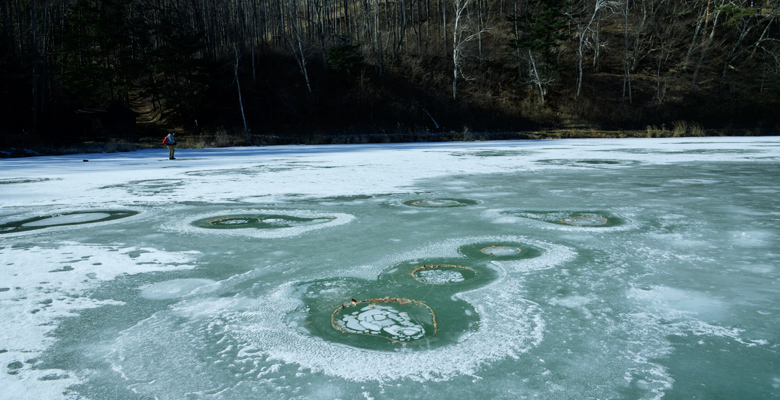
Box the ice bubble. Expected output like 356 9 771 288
140 279 219 300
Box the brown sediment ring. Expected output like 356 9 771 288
560 215 608 225
331 297 438 342
480 245 522 255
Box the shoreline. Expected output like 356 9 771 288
2 128 777 158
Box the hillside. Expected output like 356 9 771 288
2 0 779 147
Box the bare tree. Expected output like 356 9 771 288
622 0 632 102
571 0 618 97
285 0 313 94
691 0 722 89
234 44 248 132
451 0 488 99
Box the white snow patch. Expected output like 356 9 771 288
0 242 198 399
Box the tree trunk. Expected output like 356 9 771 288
622 0 631 102
234 44 248 132
577 1 602 97
529 50 545 105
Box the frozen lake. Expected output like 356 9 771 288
1 137 779 399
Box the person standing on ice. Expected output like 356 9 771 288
164 130 176 160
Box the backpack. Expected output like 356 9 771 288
162 136 168 145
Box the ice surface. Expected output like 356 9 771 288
1 137 779 399
139 279 219 300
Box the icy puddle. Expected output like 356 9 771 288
0 210 138 234
194 214 335 229
171 208 355 238
499 210 628 229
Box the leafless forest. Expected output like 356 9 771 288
2 0 780 143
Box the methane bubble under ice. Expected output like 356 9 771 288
221 237 573 382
